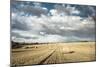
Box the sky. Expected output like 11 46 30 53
11 1 96 43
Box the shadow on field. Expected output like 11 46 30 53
62 51 75 54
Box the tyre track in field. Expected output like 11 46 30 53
42 45 65 64
38 48 57 64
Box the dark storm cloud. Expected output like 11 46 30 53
11 16 31 30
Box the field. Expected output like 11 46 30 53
11 42 96 66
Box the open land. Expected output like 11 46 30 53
11 42 96 66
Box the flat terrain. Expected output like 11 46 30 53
11 42 96 66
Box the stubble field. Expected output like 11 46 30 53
11 42 96 66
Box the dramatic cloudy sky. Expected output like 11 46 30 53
11 1 96 43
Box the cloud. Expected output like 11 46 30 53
12 15 33 31
11 13 95 43
22 5 48 16
50 4 80 16
11 2 96 43
12 2 48 16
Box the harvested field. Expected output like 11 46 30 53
11 42 96 66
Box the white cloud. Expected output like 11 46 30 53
51 4 80 16
34 2 42 7
11 3 95 43
11 12 95 43
13 2 48 16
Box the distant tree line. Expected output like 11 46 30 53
11 41 23 48
11 41 49 48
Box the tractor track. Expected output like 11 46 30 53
38 48 57 64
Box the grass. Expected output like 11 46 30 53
11 42 96 66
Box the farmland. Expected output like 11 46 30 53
11 42 96 66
